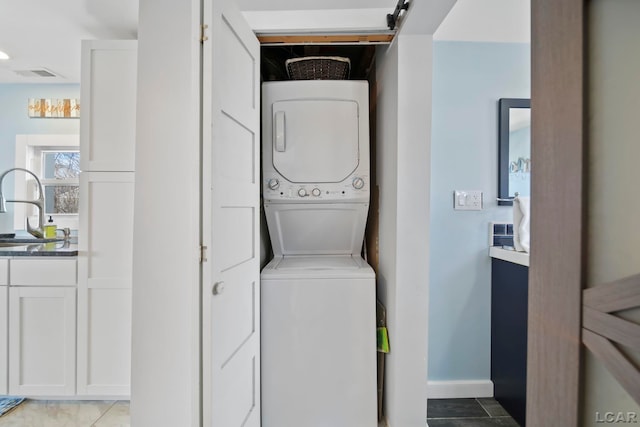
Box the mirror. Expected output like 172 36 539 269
498 98 531 206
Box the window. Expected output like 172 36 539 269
39 150 80 214
14 135 80 231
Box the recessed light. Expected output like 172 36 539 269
0 51 9 60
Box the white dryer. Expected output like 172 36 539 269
262 80 371 249
261 80 377 427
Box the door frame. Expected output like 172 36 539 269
527 0 585 425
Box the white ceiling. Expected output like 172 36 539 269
0 0 529 84
434 0 530 43
0 0 138 84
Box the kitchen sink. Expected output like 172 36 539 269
0 242 30 247
0 238 63 244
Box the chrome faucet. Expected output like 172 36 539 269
0 167 46 238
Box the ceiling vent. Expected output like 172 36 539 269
14 68 59 78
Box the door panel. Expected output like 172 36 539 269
202 0 260 425
9 287 76 396
218 206 255 271
219 16 256 124
217 114 256 184
213 271 256 365
218 348 257 427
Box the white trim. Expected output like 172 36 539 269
427 380 494 399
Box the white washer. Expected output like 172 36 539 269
261 256 377 427
261 80 377 426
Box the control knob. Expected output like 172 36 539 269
268 178 280 190
311 188 321 197
298 188 308 197
352 177 365 190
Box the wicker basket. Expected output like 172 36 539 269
285 56 351 80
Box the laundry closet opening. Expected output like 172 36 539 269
259 44 381 272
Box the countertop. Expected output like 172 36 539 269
0 238 78 257
489 246 529 267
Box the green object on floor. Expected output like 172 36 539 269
377 326 389 353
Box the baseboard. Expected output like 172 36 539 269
427 380 494 399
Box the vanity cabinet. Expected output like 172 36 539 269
6 258 77 396
491 258 528 427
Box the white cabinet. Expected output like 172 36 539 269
10 258 77 286
77 172 134 395
79 38 137 397
0 259 7 285
80 40 137 172
0 259 7 394
77 287 131 395
9 287 76 396
7 258 77 396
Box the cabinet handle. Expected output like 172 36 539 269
212 281 225 295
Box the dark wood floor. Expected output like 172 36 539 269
427 398 520 426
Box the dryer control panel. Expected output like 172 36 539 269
263 175 370 203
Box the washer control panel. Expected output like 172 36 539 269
263 175 370 203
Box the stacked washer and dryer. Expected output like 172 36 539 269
261 80 377 427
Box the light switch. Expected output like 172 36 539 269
454 190 483 211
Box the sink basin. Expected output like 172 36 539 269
0 238 63 244
0 242 30 247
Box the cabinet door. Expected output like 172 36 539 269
78 172 134 285
78 171 134 395
77 287 131 395
9 287 76 396
491 259 529 426
80 40 137 172
0 285 7 395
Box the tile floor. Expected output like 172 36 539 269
427 398 519 426
0 400 129 427
0 397 516 426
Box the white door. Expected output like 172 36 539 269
202 0 261 426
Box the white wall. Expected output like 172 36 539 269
131 0 201 426
376 33 433 427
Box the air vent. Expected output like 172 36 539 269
14 68 59 78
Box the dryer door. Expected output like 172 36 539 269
271 99 360 183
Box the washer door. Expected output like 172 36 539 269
271 99 360 183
